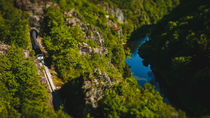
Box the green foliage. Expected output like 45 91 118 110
0 47 72 118
140 0 210 116
44 26 77 54
60 77 85 118
0 48 44 117
111 45 125 71
0 0 29 48
88 0 181 40
97 83 185 118
42 7 65 35
172 56 192 65
60 72 185 118
0 0 188 117
43 8 91 82
57 0 108 28
40 1 187 118
43 4 127 83
1 0 184 118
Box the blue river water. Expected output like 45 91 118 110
126 37 158 86
126 37 169 103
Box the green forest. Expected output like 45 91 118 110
0 0 209 118
139 0 210 117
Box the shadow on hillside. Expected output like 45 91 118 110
52 90 64 111
127 0 210 116
126 25 152 52
54 77 85 118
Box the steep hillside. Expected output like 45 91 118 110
0 1 71 117
0 0 187 118
40 0 185 117
139 0 210 116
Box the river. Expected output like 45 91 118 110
126 37 169 103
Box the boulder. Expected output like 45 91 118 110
78 42 93 55
29 15 40 28
65 9 108 56
0 42 11 55
83 69 112 108
15 0 44 15
104 7 125 23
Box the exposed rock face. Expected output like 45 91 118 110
65 9 82 26
15 0 45 14
24 50 30 58
14 0 55 92
0 42 11 55
104 7 125 23
78 42 93 55
93 47 108 56
15 0 58 31
104 6 125 41
64 9 108 56
15 0 44 30
61 69 117 118
82 69 113 108
114 8 125 23
29 15 41 28
15 0 53 55
78 42 108 56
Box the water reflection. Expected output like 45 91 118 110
126 37 169 103
125 37 154 86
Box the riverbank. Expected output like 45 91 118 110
138 0 210 116
126 37 171 103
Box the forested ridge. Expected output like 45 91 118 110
0 0 71 117
0 0 206 117
139 0 210 117
41 0 185 117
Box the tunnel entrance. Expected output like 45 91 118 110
30 29 42 55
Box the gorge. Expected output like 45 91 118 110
0 0 209 118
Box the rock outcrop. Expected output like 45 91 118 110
0 42 11 55
15 0 44 30
103 6 125 42
15 0 58 30
78 42 108 56
82 69 113 108
64 9 108 56
15 0 45 14
78 42 93 55
104 7 125 23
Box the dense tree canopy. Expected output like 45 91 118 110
0 0 200 117
0 47 71 118
41 0 186 118
139 0 210 116
0 1 71 117
0 0 29 48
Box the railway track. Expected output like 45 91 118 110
30 29 56 93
